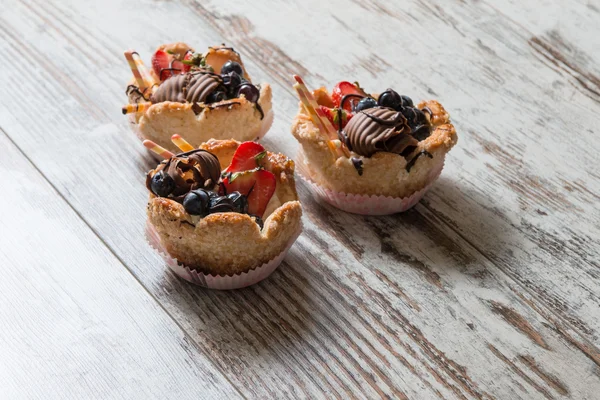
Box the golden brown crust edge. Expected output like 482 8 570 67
291 99 457 198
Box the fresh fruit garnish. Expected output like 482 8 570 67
225 142 267 173
400 95 414 108
401 107 428 127
222 169 276 217
227 191 249 214
237 83 259 103
377 89 403 111
319 105 352 130
331 81 366 111
354 97 378 112
152 49 191 81
223 71 242 97
221 60 243 76
150 170 176 197
183 189 211 216
208 195 236 213
181 52 208 69
206 89 227 103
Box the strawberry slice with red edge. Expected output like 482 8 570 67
331 81 367 112
221 169 276 218
319 105 353 130
152 50 191 82
225 141 267 173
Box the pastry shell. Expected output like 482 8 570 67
146 139 302 276
126 43 273 153
291 99 457 199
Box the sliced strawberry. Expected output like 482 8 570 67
222 169 276 217
318 105 353 130
225 142 267 173
331 81 367 112
152 50 171 81
152 50 191 82
171 52 191 75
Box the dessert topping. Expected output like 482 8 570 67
225 141 267 173
147 149 220 199
332 81 367 111
208 195 236 213
354 97 377 112
405 150 433 172
319 105 352 130
221 142 276 218
152 49 192 81
150 72 223 104
220 61 244 76
183 189 213 216
343 107 418 157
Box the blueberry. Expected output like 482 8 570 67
150 171 176 197
377 89 402 110
237 83 259 103
206 89 226 103
227 191 249 214
400 95 414 108
402 107 427 127
354 97 378 112
208 195 235 213
222 72 242 97
412 125 432 141
183 189 211 216
220 61 243 76
250 214 264 229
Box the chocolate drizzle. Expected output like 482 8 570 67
208 196 235 213
405 150 433 172
342 107 418 157
351 157 364 176
146 149 221 201
422 106 433 119
191 101 242 115
151 71 223 104
126 84 155 103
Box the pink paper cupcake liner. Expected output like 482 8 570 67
297 157 444 215
145 220 301 290
129 109 274 162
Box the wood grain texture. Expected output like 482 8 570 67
0 0 599 398
0 131 241 399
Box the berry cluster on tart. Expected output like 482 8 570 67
292 78 457 214
123 43 273 153
146 138 302 280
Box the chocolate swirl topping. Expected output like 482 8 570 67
151 72 223 104
342 107 418 157
146 149 221 201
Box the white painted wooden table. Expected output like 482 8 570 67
1 0 599 398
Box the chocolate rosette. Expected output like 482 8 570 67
150 72 223 104
146 149 221 201
342 107 418 157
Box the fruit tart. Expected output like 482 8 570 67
122 43 273 154
291 76 457 215
145 136 302 289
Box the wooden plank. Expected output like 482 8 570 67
0 131 241 399
186 0 600 346
0 0 599 398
